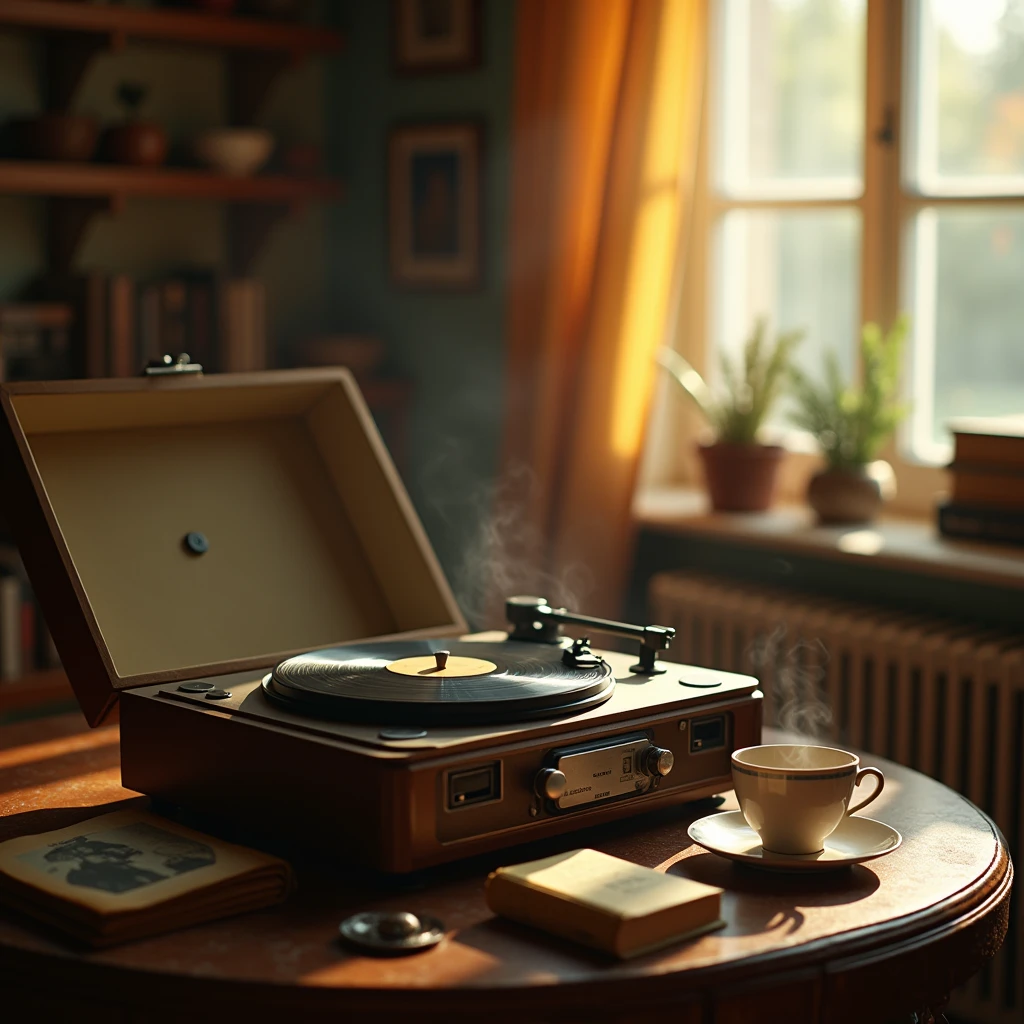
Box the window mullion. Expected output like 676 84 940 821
862 0 904 335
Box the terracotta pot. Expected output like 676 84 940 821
18 113 98 162
697 442 785 513
806 466 883 524
104 121 168 167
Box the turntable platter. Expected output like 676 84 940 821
262 639 615 724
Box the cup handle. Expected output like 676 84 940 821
847 766 884 816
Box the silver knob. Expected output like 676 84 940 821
535 768 567 801
644 746 674 777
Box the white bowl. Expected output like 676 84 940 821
194 128 274 177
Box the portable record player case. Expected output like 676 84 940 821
1 369 762 872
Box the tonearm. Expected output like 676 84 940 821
505 595 674 676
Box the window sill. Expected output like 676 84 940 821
634 486 1024 593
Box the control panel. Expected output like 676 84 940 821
536 732 675 810
435 700 755 848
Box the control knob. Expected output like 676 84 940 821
535 768 568 801
643 745 674 777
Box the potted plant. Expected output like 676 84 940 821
658 318 803 512
788 316 909 524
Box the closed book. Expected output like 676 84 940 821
108 275 135 378
937 501 1024 547
137 282 162 370
0 809 294 948
218 278 267 372
0 574 22 680
83 275 108 378
485 848 724 959
949 462 1024 508
950 416 1024 469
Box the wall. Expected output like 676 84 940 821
325 1 516 615
0 25 330 353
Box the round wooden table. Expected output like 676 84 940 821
0 714 1012 1023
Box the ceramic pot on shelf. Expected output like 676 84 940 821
806 463 890 524
697 442 785 513
103 82 168 168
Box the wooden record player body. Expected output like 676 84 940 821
0 368 763 873
118 639 762 872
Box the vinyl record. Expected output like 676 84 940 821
262 639 615 724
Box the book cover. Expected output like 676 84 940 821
0 573 22 680
949 461 1024 509
0 810 294 947
485 848 724 959
109 274 135 378
951 416 1024 469
937 501 1024 547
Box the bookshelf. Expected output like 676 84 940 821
0 3 362 715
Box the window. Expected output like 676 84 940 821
903 0 1024 464
656 0 1024 510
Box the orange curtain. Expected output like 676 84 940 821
497 0 707 619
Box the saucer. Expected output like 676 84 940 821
687 811 902 872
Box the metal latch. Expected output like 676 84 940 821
142 353 204 376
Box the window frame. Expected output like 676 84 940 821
646 0 1024 517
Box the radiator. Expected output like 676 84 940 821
649 570 1023 1024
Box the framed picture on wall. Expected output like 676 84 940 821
392 0 481 73
388 122 482 289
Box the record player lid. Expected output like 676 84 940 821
0 369 465 726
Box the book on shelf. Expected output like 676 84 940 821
949 416 1024 469
26 270 269 384
937 501 1024 547
109 274 135 378
0 809 294 948
485 848 725 959
0 301 74 382
0 575 22 680
219 277 267 372
0 543 62 681
948 461 1024 509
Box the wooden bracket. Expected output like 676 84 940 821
47 196 116 276
227 202 293 276
44 32 109 111
227 51 296 126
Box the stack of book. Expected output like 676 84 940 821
29 271 268 384
0 809 294 948
0 543 61 681
0 303 74 381
939 416 1024 546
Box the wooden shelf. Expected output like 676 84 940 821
0 0 344 55
0 161 343 204
0 668 75 716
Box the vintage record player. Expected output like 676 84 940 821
0 368 762 872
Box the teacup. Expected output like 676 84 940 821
731 744 884 855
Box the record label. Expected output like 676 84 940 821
386 655 497 678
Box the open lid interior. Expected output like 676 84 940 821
1 370 465 725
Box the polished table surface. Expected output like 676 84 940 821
0 713 1012 1023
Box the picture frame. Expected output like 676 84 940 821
392 0 481 74
388 122 482 289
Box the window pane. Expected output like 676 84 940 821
713 209 862 432
907 0 1024 193
715 0 866 197
905 207 1024 463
